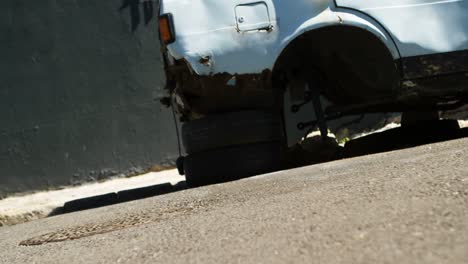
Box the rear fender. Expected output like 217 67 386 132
161 1 400 76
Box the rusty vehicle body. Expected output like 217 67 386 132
157 0 468 185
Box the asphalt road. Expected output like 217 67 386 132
1 138 468 264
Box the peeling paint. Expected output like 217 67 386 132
159 0 468 122
160 0 399 76
337 15 344 24
402 50 468 79
161 0 468 77
199 56 211 67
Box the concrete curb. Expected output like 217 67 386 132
0 170 184 227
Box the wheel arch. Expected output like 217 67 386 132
271 11 402 103
272 9 401 72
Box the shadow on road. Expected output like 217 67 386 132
286 120 468 169
50 120 467 217
49 181 188 217
343 120 468 158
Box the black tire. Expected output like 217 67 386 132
181 111 283 154
184 142 283 187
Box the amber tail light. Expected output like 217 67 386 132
159 14 175 45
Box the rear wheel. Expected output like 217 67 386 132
181 110 283 154
184 142 283 187
180 110 285 187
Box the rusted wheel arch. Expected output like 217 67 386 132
272 25 401 105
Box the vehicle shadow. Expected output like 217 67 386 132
343 120 468 158
49 120 467 217
48 181 188 217
286 119 468 169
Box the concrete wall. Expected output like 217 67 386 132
0 0 178 198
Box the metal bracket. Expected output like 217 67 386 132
283 76 329 146
309 79 328 138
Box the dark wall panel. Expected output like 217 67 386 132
0 0 177 197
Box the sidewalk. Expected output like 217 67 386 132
0 170 184 227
